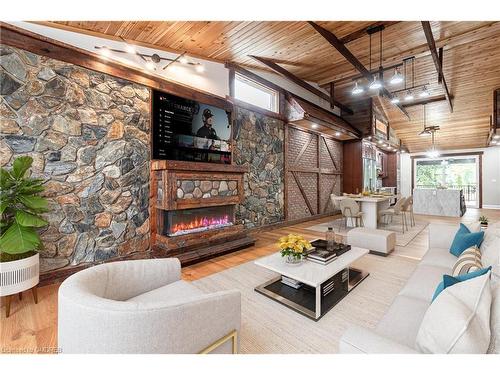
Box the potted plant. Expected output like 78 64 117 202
479 216 489 229
278 234 312 264
0 156 48 317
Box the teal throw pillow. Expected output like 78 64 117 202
449 223 484 257
431 266 492 302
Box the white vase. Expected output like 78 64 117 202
0 253 39 297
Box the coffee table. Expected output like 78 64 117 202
254 247 369 321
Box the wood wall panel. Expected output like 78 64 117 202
342 141 363 194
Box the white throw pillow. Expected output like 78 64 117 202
415 271 492 354
480 229 500 273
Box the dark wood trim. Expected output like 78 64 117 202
421 21 454 113
322 137 339 171
0 22 233 111
438 47 444 84
329 82 335 110
410 151 484 159
227 97 286 121
286 123 342 142
402 95 448 108
151 160 248 173
286 93 360 138
293 133 314 164
479 153 483 208
339 21 400 44
249 55 353 115
291 171 315 215
307 22 410 120
410 152 484 208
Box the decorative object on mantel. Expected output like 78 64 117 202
95 39 204 73
0 156 48 317
479 216 489 229
278 234 312 264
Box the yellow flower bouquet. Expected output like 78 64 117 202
278 234 313 263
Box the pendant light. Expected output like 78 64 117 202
390 67 403 85
352 81 364 95
369 30 384 90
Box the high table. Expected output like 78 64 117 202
331 195 394 229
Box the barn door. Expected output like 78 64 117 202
285 126 342 221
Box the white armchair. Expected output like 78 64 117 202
58 258 241 354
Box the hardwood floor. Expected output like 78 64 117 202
1 208 499 354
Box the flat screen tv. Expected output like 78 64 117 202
152 90 232 164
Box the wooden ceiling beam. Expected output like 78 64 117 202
248 55 354 115
307 21 410 120
401 94 447 108
339 21 400 44
421 21 454 113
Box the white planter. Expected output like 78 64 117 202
0 253 39 297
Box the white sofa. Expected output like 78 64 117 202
58 258 241 354
339 223 500 353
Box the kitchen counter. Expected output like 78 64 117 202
413 188 466 217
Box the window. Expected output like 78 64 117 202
234 73 279 113
414 156 479 207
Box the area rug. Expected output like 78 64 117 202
305 219 428 247
192 253 419 353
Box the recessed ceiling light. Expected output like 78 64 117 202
195 64 205 73
391 97 400 104
311 123 318 129
377 140 382 144
335 131 341 136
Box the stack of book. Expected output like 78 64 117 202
306 239 351 265
281 276 303 289
306 249 337 265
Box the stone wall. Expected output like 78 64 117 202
176 179 238 199
0 45 151 274
233 107 284 228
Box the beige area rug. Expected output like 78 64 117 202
192 252 420 353
305 219 428 247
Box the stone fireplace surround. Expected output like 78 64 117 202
150 160 254 264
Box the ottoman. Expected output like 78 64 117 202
347 227 396 256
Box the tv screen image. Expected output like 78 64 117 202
152 90 232 163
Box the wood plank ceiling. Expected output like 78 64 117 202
45 21 500 152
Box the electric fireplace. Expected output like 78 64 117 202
159 205 235 237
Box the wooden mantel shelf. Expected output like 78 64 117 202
151 160 249 173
